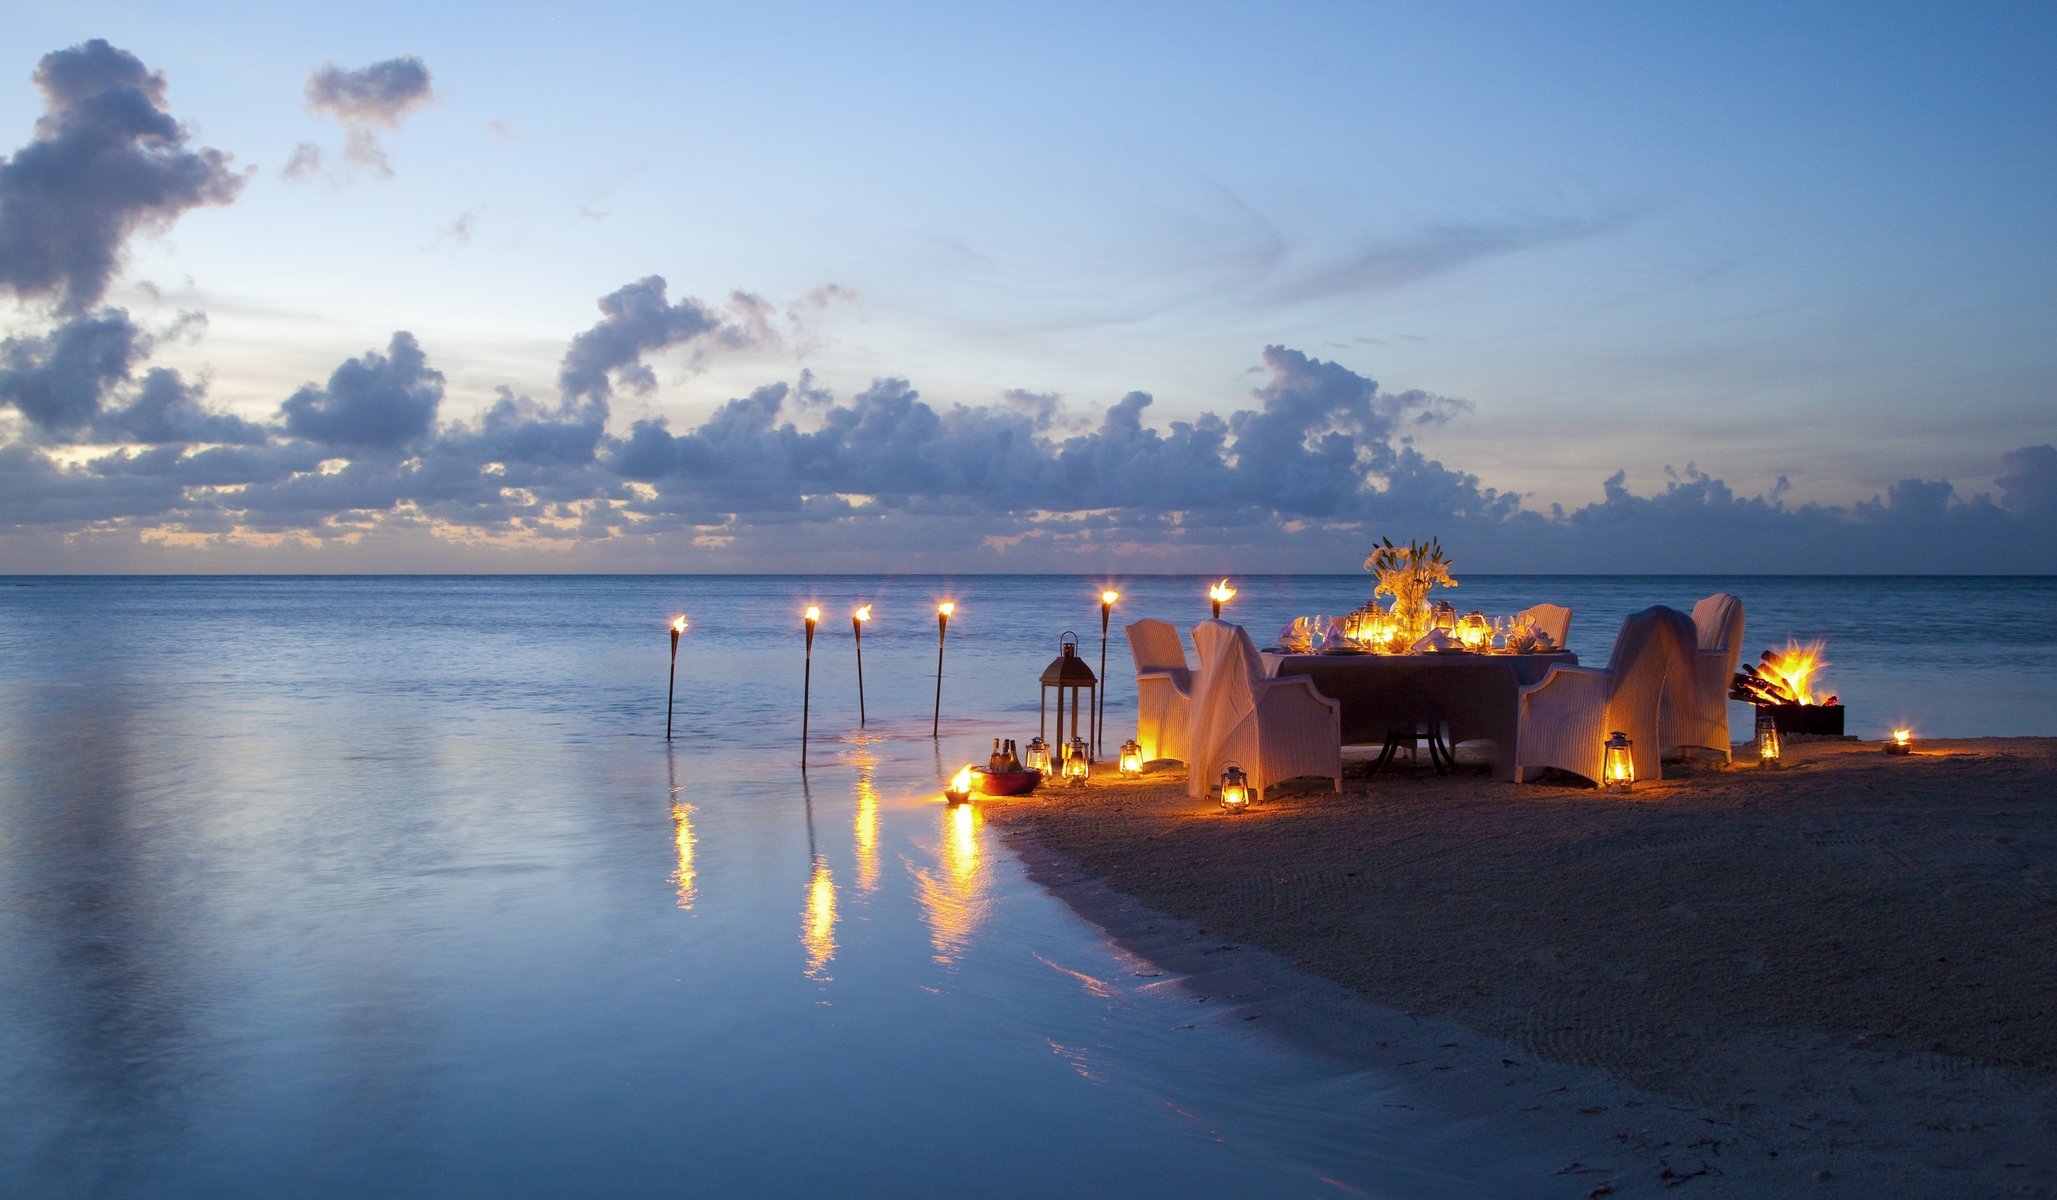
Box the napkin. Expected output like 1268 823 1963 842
1277 616 1315 653
1411 629 1459 653
1318 620 1353 651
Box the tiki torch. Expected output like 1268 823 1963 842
1097 589 1117 756
852 604 872 727
802 606 820 768
933 601 954 739
1209 578 1236 619
666 615 687 742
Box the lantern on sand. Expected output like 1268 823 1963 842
1063 736 1091 787
1218 762 1251 812
1755 709 1782 769
1118 739 1144 776
1024 736 1053 774
1601 731 1634 793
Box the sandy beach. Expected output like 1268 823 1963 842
987 738 2057 1198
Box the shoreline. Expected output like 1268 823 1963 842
987 738 2057 1197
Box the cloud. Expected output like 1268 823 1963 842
301 56 434 175
557 276 779 408
278 331 443 451
4 301 2051 574
0 39 245 313
0 309 149 433
607 349 1505 528
1268 211 1625 306
95 367 268 445
1996 444 2057 520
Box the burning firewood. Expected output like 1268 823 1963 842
1733 642 1834 706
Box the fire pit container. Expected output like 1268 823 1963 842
1766 703 1844 738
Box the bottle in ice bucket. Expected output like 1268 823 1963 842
1003 739 1022 773
989 738 1005 772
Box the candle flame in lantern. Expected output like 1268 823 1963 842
671 615 687 634
853 604 871 622
1761 639 1830 705
804 606 821 623
937 602 955 617
1208 579 1236 605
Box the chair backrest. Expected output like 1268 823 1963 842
1125 618 1191 675
1187 619 1263 796
1606 606 1697 779
1690 593 1745 658
1603 606 1693 677
1519 603 1573 648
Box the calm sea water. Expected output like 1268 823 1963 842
1 574 2051 1198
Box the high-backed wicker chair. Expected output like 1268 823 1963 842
1515 606 1694 787
1185 619 1341 801
1517 602 1573 649
1662 593 1746 762
1124 618 1193 764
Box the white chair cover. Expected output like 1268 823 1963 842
1517 603 1573 649
1186 619 1341 800
1662 593 1745 762
1125 618 1193 764
1515 606 1694 787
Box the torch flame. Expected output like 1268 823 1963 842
1101 589 1119 606
853 604 871 622
1208 579 1236 605
949 765 974 796
1761 639 1829 706
671 615 687 634
1893 728 1912 745
937 602 955 617
804 606 821 623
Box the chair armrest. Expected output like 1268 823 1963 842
1519 664 1609 706
1255 673 1341 716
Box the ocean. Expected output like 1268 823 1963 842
2 574 2051 1196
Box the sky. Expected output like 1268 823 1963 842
1 0 2053 573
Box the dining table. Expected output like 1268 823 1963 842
1259 648 1578 782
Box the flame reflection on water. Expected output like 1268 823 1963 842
802 856 837 980
853 756 880 895
914 801 990 966
671 801 697 911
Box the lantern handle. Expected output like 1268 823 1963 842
1059 630 1080 651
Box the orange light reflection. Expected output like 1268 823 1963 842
914 801 989 966
670 801 697 910
802 856 837 980
853 756 880 894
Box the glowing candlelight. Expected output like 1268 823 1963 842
1887 727 1913 755
1219 762 1251 812
945 765 974 805
1602 731 1634 793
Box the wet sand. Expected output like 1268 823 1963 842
986 738 2057 1198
